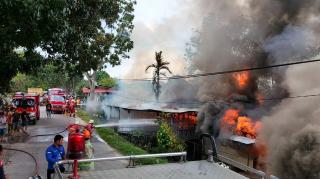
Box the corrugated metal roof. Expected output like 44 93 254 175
230 135 256 145
106 104 199 113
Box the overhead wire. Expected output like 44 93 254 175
108 92 320 105
115 58 320 81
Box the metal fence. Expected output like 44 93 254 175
53 152 187 179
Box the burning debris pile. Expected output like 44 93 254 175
221 109 262 139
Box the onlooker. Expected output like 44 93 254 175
46 101 52 119
0 112 6 142
0 145 7 179
20 111 29 135
46 135 65 179
12 109 20 136
6 108 13 136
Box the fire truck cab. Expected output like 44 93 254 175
48 88 67 113
12 92 40 125
48 95 66 113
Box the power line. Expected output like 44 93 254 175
107 92 320 105
116 58 320 81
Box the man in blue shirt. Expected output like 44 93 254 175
46 135 65 179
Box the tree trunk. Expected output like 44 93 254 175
85 70 96 101
156 68 160 101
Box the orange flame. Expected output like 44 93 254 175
221 109 261 139
233 71 250 90
222 109 239 126
235 117 261 139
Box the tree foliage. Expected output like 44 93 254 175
145 51 172 101
0 0 136 94
96 71 117 88
10 63 83 93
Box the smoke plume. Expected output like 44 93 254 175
260 62 320 178
187 0 320 177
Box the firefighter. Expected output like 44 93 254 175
86 120 95 134
64 99 70 117
69 97 76 118
79 129 94 170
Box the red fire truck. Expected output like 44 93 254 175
12 92 40 125
48 95 66 113
47 88 67 113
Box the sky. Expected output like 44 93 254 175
107 0 203 78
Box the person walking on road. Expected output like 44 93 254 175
5 108 14 136
20 111 29 135
46 101 52 119
46 135 66 179
12 109 20 137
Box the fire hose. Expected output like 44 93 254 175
29 128 68 138
1 128 68 179
3 147 41 179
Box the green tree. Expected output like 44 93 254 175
10 73 32 92
96 71 117 88
10 63 83 94
145 51 172 101
0 0 136 94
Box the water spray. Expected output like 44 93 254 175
94 121 158 128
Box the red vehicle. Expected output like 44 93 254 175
48 95 66 113
12 93 40 125
48 88 67 97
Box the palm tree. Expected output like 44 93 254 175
145 51 172 101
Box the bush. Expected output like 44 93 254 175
156 121 185 153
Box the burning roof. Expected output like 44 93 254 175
106 103 198 113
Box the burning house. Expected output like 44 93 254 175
104 103 198 139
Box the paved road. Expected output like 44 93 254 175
4 107 126 179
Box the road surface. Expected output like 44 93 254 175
3 106 126 179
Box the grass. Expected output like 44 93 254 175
76 108 167 165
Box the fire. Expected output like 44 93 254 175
221 109 261 139
171 112 197 129
233 71 250 90
236 116 261 139
222 109 239 126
